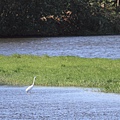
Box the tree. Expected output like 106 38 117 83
117 0 119 6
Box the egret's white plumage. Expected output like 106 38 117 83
26 76 36 93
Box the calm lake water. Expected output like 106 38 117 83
0 35 120 58
0 86 120 120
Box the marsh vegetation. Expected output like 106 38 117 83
0 55 120 93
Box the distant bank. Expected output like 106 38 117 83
0 0 120 37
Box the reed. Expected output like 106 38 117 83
0 54 120 93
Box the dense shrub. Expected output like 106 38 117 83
0 0 120 37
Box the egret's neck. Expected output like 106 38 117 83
32 77 36 85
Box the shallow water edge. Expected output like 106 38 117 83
0 86 120 120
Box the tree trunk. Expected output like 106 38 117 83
117 0 119 6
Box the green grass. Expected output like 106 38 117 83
0 54 120 93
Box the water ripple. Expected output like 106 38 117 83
0 35 120 59
0 87 120 119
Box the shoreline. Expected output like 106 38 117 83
0 34 119 39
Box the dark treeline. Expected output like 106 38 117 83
0 0 120 37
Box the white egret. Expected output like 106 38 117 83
26 76 36 93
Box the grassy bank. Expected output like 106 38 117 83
0 55 120 93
